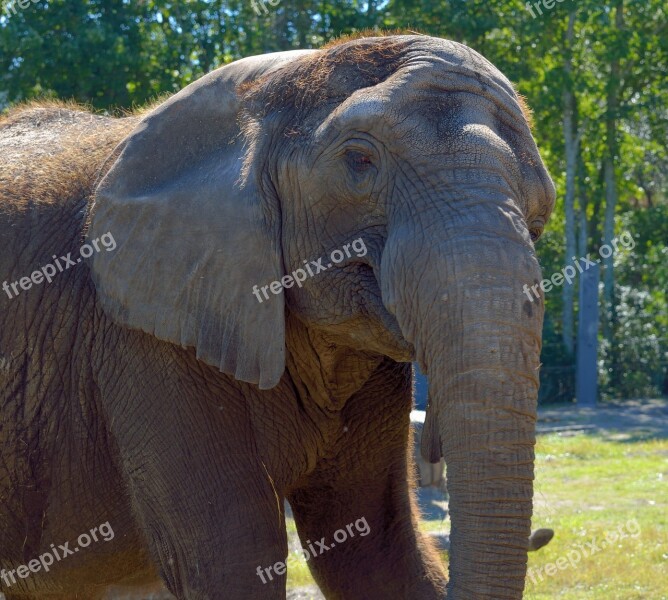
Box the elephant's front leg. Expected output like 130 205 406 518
288 361 447 599
98 335 288 599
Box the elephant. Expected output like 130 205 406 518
0 34 555 599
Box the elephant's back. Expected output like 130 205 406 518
0 104 134 364
0 103 135 359
0 103 132 521
0 104 158 598
0 102 136 212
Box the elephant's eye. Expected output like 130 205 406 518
530 226 543 242
346 150 373 172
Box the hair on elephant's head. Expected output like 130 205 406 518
88 34 555 598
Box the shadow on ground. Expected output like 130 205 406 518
537 398 668 442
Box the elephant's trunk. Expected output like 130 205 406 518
382 201 544 598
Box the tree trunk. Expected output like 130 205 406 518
601 0 625 340
577 151 589 259
562 10 578 357
367 0 377 27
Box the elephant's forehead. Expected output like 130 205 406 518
343 64 522 141
378 36 514 88
367 43 527 139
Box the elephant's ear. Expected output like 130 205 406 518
88 51 312 389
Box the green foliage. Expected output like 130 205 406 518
600 207 668 399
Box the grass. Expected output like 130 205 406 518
527 433 668 599
284 519 316 589
286 432 668 598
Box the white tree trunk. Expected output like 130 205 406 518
602 0 625 339
562 10 578 356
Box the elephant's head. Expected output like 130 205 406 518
88 35 554 598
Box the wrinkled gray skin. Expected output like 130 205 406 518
0 36 554 599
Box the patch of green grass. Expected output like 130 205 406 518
527 433 668 600
284 550 317 589
283 519 315 588
287 432 668 598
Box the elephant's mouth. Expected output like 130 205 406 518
310 259 415 361
318 293 415 361
357 260 415 361
373 302 414 361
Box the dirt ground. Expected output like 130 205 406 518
537 398 668 440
